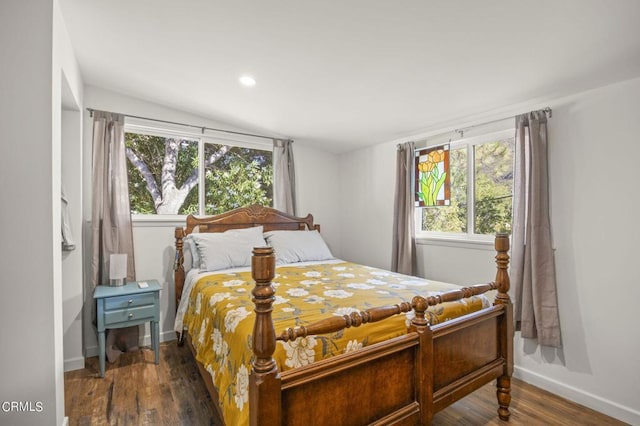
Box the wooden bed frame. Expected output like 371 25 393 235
174 204 513 425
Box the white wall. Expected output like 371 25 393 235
515 77 640 423
339 142 397 269
55 0 84 410
292 143 342 257
81 86 342 354
0 2 57 425
0 1 82 425
338 77 640 424
61 105 84 372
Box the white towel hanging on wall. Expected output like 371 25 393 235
61 185 76 251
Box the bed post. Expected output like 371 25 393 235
494 233 513 421
174 227 186 345
410 295 434 425
249 247 281 426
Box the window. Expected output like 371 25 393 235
416 128 514 238
125 127 272 216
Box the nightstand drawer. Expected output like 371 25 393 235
104 292 155 310
104 305 156 325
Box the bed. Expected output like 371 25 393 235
173 204 513 425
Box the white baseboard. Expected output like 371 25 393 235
514 366 640 425
63 356 85 372
84 330 177 358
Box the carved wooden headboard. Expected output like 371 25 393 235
173 204 320 313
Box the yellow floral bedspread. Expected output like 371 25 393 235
183 261 489 425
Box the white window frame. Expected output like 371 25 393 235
124 121 273 225
415 127 514 247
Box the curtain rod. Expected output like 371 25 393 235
86 108 289 142
401 107 553 147
397 107 553 148
453 107 552 138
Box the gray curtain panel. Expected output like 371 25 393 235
273 139 297 215
391 141 416 275
90 111 138 361
90 111 136 286
511 111 561 347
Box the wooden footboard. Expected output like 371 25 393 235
174 206 513 425
281 333 426 425
248 234 513 425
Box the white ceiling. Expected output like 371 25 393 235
60 0 640 153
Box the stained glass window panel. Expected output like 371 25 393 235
421 146 467 233
415 144 450 207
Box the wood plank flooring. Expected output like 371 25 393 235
64 341 627 425
65 342 219 425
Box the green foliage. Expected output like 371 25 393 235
204 145 273 215
474 141 513 234
125 133 156 214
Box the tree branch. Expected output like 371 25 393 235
180 144 231 191
205 145 230 167
162 138 179 194
125 147 162 205
182 170 199 193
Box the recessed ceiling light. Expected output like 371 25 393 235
239 75 256 87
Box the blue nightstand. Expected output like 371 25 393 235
93 280 161 377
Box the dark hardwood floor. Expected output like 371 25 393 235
64 341 627 425
65 341 219 425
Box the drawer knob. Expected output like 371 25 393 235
128 313 134 319
128 299 133 304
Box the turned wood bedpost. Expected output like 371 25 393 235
494 233 513 421
174 227 186 345
494 233 511 306
410 296 434 425
250 247 281 426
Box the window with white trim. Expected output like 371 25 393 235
416 128 514 239
125 125 272 217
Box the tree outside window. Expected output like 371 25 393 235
125 131 272 215
474 140 514 235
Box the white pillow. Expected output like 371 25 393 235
182 235 200 271
264 230 334 264
182 242 193 272
191 226 266 272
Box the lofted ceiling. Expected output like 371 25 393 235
60 0 640 153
